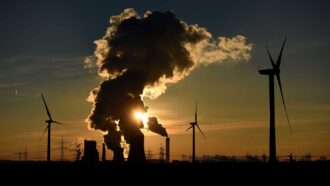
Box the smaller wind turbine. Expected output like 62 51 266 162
41 93 66 162
186 100 206 163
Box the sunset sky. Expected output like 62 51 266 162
0 0 329 161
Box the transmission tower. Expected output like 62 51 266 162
146 149 153 160
18 150 22 161
159 143 164 161
24 148 27 161
59 137 67 161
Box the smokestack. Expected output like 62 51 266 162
166 137 170 163
102 143 106 161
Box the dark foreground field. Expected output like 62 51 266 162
0 161 329 183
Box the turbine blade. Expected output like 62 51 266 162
276 38 287 69
265 45 276 69
196 124 206 140
276 74 292 133
41 93 52 120
40 125 49 141
185 125 193 131
52 121 67 126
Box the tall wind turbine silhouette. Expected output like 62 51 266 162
186 101 206 163
259 38 292 163
41 93 66 162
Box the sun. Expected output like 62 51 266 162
134 111 148 128
134 112 144 120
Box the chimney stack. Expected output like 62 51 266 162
102 143 106 162
166 137 170 163
82 140 99 163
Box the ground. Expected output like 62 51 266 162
0 161 328 184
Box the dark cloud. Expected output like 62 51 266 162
147 117 168 137
85 8 252 161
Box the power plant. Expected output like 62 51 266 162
35 39 292 163
82 140 99 163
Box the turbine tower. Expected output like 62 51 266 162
186 100 206 163
41 93 66 162
259 38 292 163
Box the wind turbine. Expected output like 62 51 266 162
259 38 292 163
41 93 66 162
186 100 206 163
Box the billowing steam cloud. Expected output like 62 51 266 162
85 8 252 161
147 117 168 137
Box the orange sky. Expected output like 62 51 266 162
0 1 329 161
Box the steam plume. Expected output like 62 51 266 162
147 117 168 137
85 8 252 160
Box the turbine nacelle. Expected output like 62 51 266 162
259 68 280 76
259 69 275 75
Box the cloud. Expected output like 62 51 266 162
83 56 97 70
1 55 85 80
0 55 88 97
85 8 253 157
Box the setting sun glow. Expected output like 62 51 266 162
134 111 149 128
